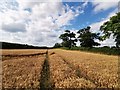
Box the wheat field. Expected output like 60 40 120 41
49 49 119 88
1 49 119 89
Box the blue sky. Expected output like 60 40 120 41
0 0 119 47
63 2 117 30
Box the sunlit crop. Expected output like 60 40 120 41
2 50 45 88
2 49 119 89
49 53 96 88
51 49 119 88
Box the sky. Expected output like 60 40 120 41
0 0 119 47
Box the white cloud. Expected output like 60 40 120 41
90 9 117 33
94 34 116 47
82 0 89 8
0 1 82 47
92 1 119 13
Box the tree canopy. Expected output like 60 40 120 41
77 26 100 48
59 13 120 48
100 12 120 48
59 30 77 49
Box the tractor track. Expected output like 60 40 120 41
2 52 46 57
40 50 54 89
54 53 99 88
2 52 46 61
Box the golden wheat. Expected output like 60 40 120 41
2 56 45 88
49 53 96 88
50 49 119 88
2 49 119 88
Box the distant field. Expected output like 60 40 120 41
2 49 46 55
1 49 119 89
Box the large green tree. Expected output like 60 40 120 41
77 26 100 48
100 12 120 48
59 30 77 49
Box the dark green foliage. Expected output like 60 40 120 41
100 12 120 48
57 13 120 55
59 30 77 49
53 43 62 48
62 46 119 55
77 26 100 47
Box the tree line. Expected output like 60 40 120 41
54 12 120 49
1 42 49 49
58 26 101 49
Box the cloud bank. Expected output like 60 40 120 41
0 1 82 46
0 1 118 47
